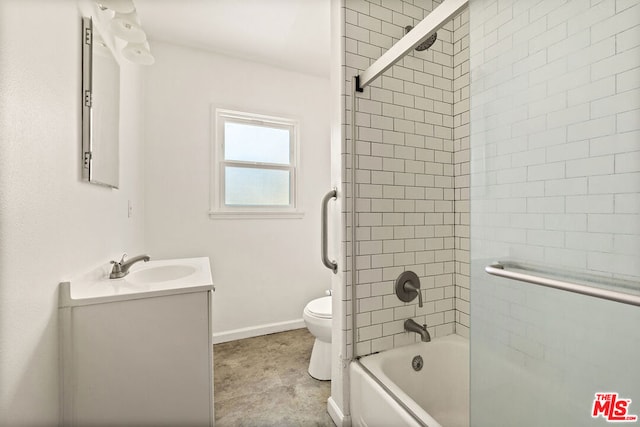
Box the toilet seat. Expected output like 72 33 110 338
305 296 331 319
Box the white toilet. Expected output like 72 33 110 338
303 296 332 380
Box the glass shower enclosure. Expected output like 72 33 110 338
469 0 640 425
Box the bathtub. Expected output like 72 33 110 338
350 334 469 427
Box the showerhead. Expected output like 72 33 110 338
404 25 438 51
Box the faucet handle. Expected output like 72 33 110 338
109 259 123 278
110 253 127 265
395 271 422 307
403 281 423 308
109 253 127 271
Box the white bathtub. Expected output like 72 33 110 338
350 334 469 427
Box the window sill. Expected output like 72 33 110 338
208 210 305 220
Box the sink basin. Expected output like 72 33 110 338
127 264 197 284
60 257 213 307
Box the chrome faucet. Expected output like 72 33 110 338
109 253 150 279
404 319 431 342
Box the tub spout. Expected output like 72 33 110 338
404 319 431 342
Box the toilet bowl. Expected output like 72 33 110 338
303 296 332 380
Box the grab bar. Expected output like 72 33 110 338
321 189 338 274
485 262 640 307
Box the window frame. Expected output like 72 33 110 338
210 108 303 219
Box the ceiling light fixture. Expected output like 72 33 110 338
111 12 146 43
92 0 153 66
122 42 155 66
96 0 135 13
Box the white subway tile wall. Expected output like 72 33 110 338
343 0 470 356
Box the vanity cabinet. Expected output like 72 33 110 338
59 257 214 426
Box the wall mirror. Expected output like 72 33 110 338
82 17 120 188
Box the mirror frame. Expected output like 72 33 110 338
81 17 120 189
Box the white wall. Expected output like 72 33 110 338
0 1 146 425
329 0 350 423
142 42 332 340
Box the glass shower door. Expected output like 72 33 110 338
469 0 640 425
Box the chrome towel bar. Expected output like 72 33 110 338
485 262 640 307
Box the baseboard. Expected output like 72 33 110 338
328 396 351 427
212 319 305 344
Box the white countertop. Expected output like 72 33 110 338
59 257 214 307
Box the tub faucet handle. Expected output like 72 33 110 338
403 281 423 308
395 271 422 307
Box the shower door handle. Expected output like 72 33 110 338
321 189 338 274
485 262 640 307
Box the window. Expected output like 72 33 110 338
210 109 302 219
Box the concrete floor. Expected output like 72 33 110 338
214 328 336 427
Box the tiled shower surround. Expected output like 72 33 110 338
342 0 470 356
